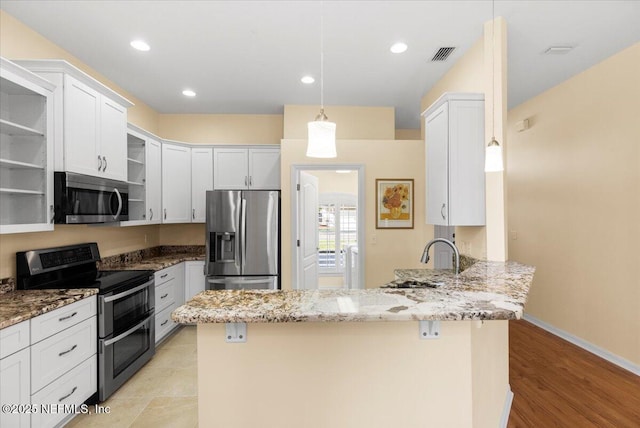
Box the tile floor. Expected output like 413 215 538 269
66 326 198 428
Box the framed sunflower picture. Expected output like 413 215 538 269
375 178 414 229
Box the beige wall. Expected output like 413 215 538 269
395 128 421 140
284 105 395 140
420 17 508 261
281 138 428 289
158 114 283 145
197 321 509 428
307 170 359 195
507 43 640 365
0 225 160 278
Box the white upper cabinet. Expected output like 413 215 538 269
248 148 281 190
121 124 162 226
191 147 214 222
15 59 133 182
213 148 248 190
162 142 192 223
423 93 485 226
214 147 280 190
0 57 55 234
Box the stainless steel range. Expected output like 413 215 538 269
17 243 155 402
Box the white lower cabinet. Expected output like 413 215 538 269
155 305 177 342
0 346 30 428
154 263 184 343
30 355 97 428
0 296 97 428
185 261 206 301
30 316 97 393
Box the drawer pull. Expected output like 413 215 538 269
58 386 78 402
161 320 169 327
59 344 78 357
59 311 78 322
160 273 169 278
160 293 169 299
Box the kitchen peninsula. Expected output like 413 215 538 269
173 260 534 428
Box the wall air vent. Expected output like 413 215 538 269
431 47 456 62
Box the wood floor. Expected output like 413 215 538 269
508 320 640 427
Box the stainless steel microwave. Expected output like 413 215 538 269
54 172 129 224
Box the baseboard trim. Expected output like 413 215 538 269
523 314 640 376
499 385 514 428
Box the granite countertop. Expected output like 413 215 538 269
172 260 535 324
98 246 205 272
0 289 98 330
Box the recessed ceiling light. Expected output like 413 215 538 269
130 39 150 52
390 42 408 54
335 170 352 174
544 46 574 55
301 75 315 84
182 89 196 97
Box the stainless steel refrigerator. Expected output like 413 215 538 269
205 190 280 289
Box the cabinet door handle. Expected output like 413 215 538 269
97 155 103 171
59 311 77 322
161 293 169 299
160 273 169 279
58 386 78 402
103 156 108 172
249 176 253 187
161 320 169 327
441 203 446 220
58 344 78 357
50 205 55 223
149 208 153 220
164 208 167 220
192 208 195 220
245 176 248 186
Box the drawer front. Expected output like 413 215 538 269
0 348 30 428
31 354 97 428
31 296 97 344
155 279 176 312
0 320 30 359
155 304 177 343
155 264 181 286
31 316 97 393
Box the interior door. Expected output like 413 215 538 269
298 172 319 290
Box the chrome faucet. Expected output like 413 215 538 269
420 238 460 274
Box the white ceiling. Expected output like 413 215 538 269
2 1 639 129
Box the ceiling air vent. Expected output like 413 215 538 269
431 47 456 62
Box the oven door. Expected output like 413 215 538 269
99 277 155 338
98 312 155 401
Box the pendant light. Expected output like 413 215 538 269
485 0 504 172
307 1 337 158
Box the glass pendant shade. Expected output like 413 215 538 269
484 138 504 172
306 110 336 158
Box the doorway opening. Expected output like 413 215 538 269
291 165 365 290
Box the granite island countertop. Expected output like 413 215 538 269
172 260 535 324
0 289 99 330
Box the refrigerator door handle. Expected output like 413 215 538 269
241 198 247 272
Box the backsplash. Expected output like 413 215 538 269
0 277 15 294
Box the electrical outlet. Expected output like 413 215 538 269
144 234 148 243
371 234 377 245
510 230 518 240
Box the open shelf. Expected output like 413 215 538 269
129 198 144 202
127 157 144 165
0 187 45 195
0 119 44 137
0 158 45 170
127 180 144 186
